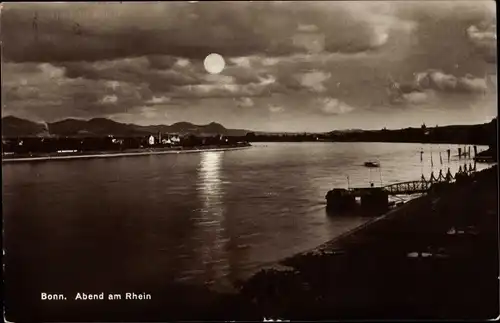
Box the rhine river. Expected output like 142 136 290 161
3 142 488 293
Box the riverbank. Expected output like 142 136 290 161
235 164 498 320
1 143 251 163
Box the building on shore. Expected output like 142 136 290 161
148 135 155 146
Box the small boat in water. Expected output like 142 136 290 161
364 161 380 168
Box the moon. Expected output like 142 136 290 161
204 53 225 74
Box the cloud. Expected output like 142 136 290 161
139 106 168 119
58 54 285 99
401 91 431 105
417 71 458 91
175 58 191 68
172 74 282 99
147 55 178 70
459 75 488 93
146 96 171 105
262 57 280 66
467 24 496 42
292 32 326 54
416 70 489 93
38 63 66 79
204 74 236 84
106 80 120 90
297 24 319 32
1 2 496 130
60 57 203 95
269 104 285 113
235 97 254 108
99 95 118 104
467 23 496 63
317 97 355 115
230 57 252 68
3 61 153 121
172 75 280 98
389 69 490 106
1 2 418 63
295 70 331 93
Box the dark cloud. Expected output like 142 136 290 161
1 2 413 63
57 58 204 95
147 55 179 70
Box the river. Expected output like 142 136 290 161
2 142 489 293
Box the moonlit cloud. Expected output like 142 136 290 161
262 57 280 66
317 97 355 115
106 81 120 90
401 91 431 105
467 24 497 42
415 70 490 93
297 24 319 32
292 32 326 54
146 96 171 105
230 57 252 68
269 104 285 113
295 71 331 93
39 63 66 79
100 95 118 104
175 58 191 68
235 97 254 108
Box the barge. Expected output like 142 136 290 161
326 187 389 216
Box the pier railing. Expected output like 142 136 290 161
383 180 431 195
381 164 476 195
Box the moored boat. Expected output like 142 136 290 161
364 161 380 168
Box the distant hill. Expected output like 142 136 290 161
1 116 249 137
1 116 49 137
323 118 497 146
245 118 497 146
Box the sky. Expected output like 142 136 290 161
1 1 497 132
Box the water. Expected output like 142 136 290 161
3 142 488 293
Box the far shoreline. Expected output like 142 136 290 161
2 144 251 163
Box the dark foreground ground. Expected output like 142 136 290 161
5 166 498 322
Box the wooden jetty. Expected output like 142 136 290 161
326 165 477 216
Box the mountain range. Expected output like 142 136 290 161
1 116 250 137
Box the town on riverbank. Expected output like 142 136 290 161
2 132 251 162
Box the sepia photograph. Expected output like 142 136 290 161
2 1 498 321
